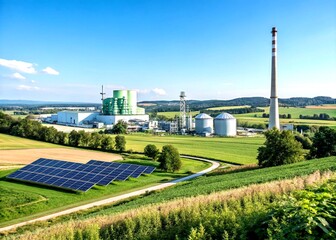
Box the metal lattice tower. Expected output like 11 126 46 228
100 85 106 113
180 91 186 129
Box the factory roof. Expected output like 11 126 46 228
215 112 235 120
195 113 212 119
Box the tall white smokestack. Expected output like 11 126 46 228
269 27 280 129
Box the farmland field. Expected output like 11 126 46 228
207 105 250 110
0 134 122 164
157 111 200 118
0 134 61 150
0 157 210 227
42 156 336 223
239 106 336 119
123 134 263 164
306 104 336 109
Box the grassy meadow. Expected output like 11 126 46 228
0 134 61 150
0 157 211 227
124 134 264 164
238 106 336 118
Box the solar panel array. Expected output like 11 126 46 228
7 158 156 192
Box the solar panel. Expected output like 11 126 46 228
87 160 155 179
7 158 156 192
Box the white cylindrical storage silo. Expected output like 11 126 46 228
195 113 213 134
214 113 237 136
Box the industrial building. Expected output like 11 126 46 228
55 89 149 127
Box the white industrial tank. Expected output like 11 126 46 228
214 112 237 136
195 113 213 134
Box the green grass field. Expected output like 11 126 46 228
239 106 336 118
124 134 264 164
207 105 250 110
0 157 211 227
0 134 61 150
65 156 336 221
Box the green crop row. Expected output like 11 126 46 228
79 156 336 219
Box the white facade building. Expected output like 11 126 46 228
56 111 149 126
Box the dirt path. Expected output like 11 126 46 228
0 156 220 233
0 148 122 165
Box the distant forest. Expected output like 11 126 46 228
140 96 336 112
1 96 335 113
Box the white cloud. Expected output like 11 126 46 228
42 67 59 75
16 85 40 91
31 80 36 83
11 72 26 80
152 88 166 96
0 58 37 74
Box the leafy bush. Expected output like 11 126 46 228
259 180 336 239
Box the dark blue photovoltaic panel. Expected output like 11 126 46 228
7 157 155 192
143 166 156 174
87 160 155 179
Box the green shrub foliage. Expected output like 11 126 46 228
258 128 304 167
260 181 336 239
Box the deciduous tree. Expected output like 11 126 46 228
144 144 159 160
309 127 336 158
115 135 126 152
158 145 181 172
258 129 304 167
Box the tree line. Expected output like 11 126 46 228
0 112 126 152
257 126 336 167
261 113 292 119
299 113 335 120
204 107 264 117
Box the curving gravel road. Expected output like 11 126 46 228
0 156 220 233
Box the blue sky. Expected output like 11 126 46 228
0 0 335 102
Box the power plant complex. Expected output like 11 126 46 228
55 89 149 127
47 27 278 136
